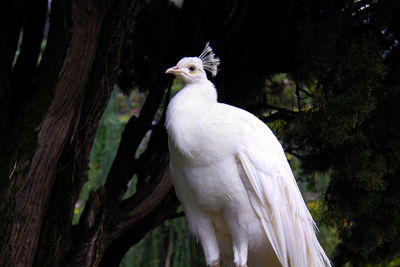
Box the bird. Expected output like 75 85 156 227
165 43 331 267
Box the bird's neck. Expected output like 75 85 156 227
165 80 218 159
180 79 217 103
166 80 217 122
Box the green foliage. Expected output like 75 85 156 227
73 88 124 224
283 4 400 265
121 215 206 267
73 88 146 224
324 83 400 265
367 257 400 267
266 73 298 111
289 35 386 150
308 199 340 258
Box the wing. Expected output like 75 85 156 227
232 108 331 267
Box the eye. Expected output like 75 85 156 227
188 65 197 72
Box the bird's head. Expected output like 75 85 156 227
166 57 207 84
166 42 220 84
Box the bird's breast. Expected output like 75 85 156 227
169 155 248 212
166 103 237 166
165 88 252 210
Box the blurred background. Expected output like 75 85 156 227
2 0 400 266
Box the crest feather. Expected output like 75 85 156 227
198 42 220 77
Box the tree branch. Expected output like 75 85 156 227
259 110 295 123
168 211 185 220
245 101 299 123
104 79 169 200
99 185 179 267
115 170 174 238
103 115 142 198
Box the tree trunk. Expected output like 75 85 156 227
0 0 179 266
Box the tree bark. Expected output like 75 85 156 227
0 0 180 266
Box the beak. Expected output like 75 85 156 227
166 66 181 75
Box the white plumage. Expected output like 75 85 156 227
165 43 331 267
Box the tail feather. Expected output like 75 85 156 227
238 151 331 267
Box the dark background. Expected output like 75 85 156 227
1 0 399 266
